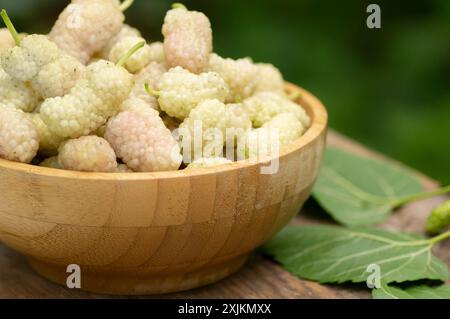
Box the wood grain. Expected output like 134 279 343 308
1 130 448 299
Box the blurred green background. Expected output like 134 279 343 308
3 0 449 183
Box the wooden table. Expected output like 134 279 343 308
1 131 449 299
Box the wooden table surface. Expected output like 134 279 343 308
1 131 449 299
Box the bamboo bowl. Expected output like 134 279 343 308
0 83 327 295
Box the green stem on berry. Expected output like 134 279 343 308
145 83 161 97
116 41 145 68
1 9 21 46
119 0 134 11
392 185 450 208
172 3 187 10
428 230 450 245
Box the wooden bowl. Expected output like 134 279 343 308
0 83 327 295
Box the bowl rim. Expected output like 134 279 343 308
0 83 328 181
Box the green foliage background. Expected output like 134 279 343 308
3 0 449 183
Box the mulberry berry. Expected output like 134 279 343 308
426 201 450 234
246 113 305 160
31 54 85 99
187 157 232 169
58 135 117 172
40 60 133 139
263 113 305 146
0 107 39 163
105 106 182 172
27 113 65 157
0 12 85 99
243 91 311 128
1 34 60 83
49 0 126 64
208 53 259 103
156 66 229 120
127 61 167 110
162 3 212 73
98 23 141 59
109 36 152 73
254 63 285 94
148 41 166 64
0 67 38 112
179 99 251 159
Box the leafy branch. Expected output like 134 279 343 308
313 148 449 227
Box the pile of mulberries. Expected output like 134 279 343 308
0 2 311 172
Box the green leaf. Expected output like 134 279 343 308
312 148 424 227
262 226 448 284
373 282 450 299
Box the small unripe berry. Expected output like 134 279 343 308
426 201 450 234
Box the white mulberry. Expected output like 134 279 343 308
1 33 85 99
246 113 305 160
254 63 285 94
126 61 167 110
156 66 229 120
58 136 117 172
31 54 85 99
208 53 259 103
162 4 212 73
179 99 251 159
120 97 152 113
49 0 125 64
263 113 306 146
0 67 38 112
148 41 166 64
187 157 232 169
40 60 133 139
109 36 152 73
243 91 311 128
98 24 141 59
105 106 182 172
1 34 60 82
0 107 39 163
27 113 65 157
